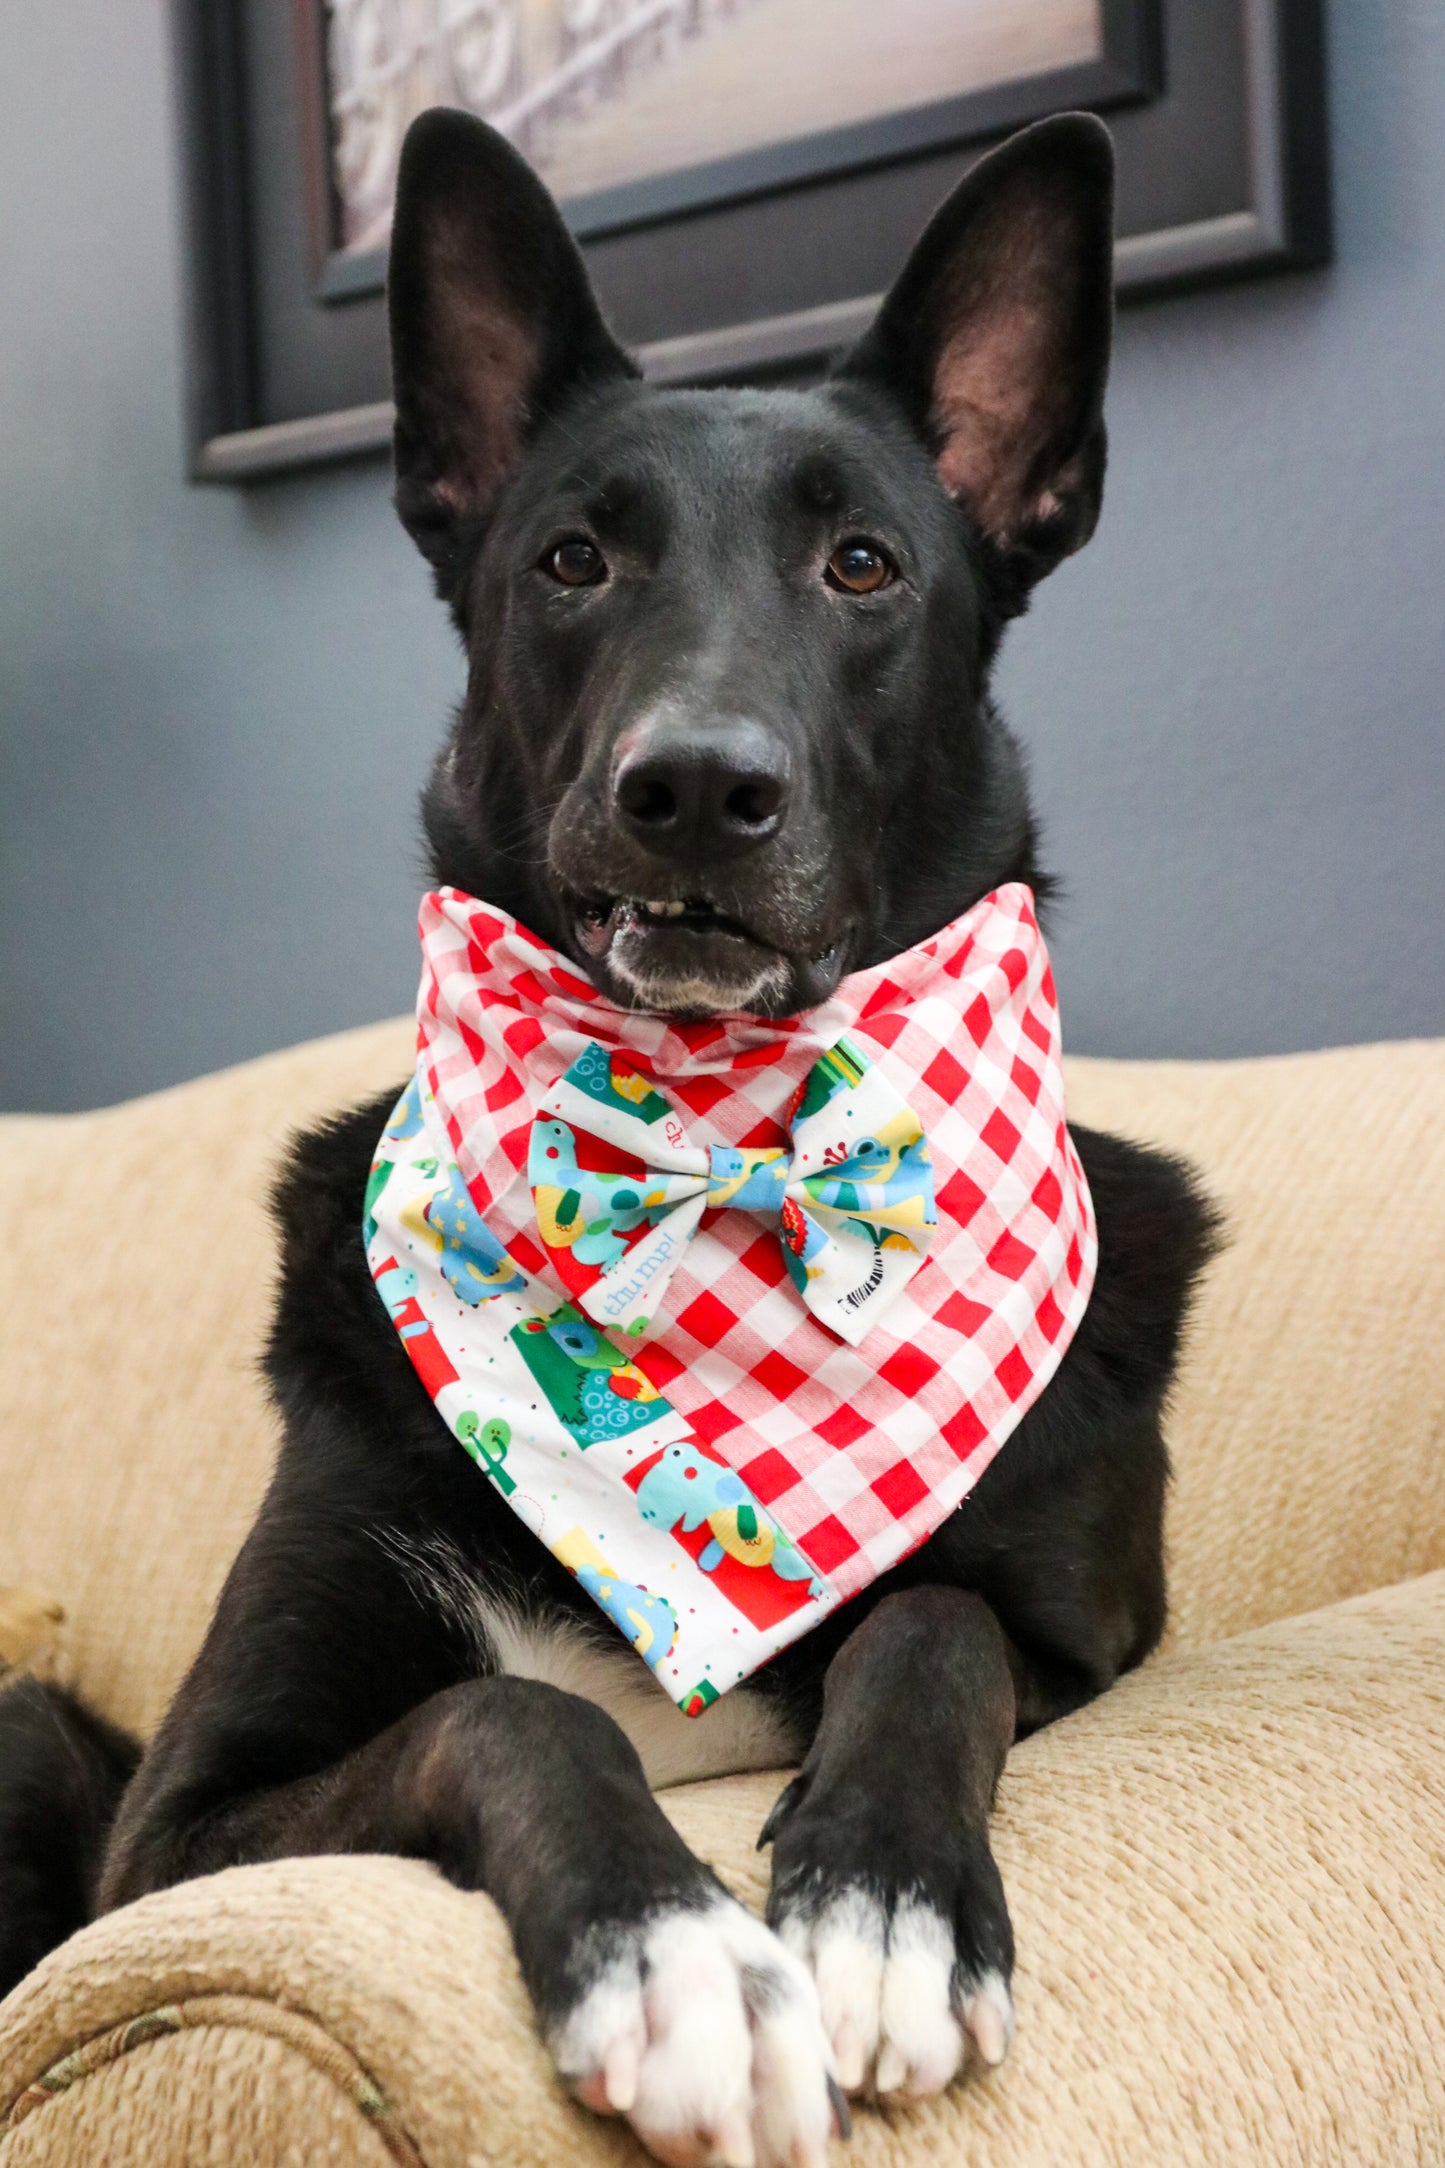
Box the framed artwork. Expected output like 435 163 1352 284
174 0 1331 481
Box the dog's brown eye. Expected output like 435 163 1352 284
825 540 895 595
544 539 605 587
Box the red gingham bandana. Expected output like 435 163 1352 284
365 884 1096 1712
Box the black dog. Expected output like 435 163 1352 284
2 110 1214 2167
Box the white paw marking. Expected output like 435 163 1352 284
780 1888 1014 2100
551 1896 840 2167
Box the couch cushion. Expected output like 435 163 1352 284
1064 1041 1445 1650
0 1025 1441 1737
3 1572 1441 2168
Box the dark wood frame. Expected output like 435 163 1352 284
174 0 1331 484
305 0 1163 303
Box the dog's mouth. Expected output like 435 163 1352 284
566 891 844 1016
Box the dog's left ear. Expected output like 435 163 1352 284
839 114 1114 589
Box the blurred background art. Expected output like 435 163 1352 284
325 0 1101 246
0 1 1442 1114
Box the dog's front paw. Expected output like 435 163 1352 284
770 1858 1014 2101
549 1894 846 2168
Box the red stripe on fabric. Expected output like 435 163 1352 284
798 1515 861 1573
935 1168 987 1223
871 1459 928 1516
855 972 908 1022
457 1018 490 1067
483 1070 527 1112
465 924 505 966
739 1446 800 1505
497 1120 530 1170
676 1073 731 1116
1034 1287 1065 1344
815 1402 870 1449
550 965 602 1004
675 1290 736 1349
938 928 978 980
675 1019 729 1054
749 1349 810 1400
1020 1005 1051 1057
995 1345 1032 1402
856 1012 908 1048
986 1227 1034 1281
737 1230 785 1284
1010 1051 1045 1105
639 1342 687 1391
999 947 1028 993
508 1231 548 1277
688 1398 747 1444
877 1344 942 1396
941 1403 987 1457
980 1107 1021 1163
935 1289 994 1338
504 1017 546 1059
922 1047 968 1103
1031 1165 1063 1220
963 992 993 1047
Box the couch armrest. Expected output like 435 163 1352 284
4 1572 1441 2168
1065 1041 1445 1648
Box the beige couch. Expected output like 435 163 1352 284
1 1022 1442 2167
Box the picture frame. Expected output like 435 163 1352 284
308 0 1161 302
174 0 1331 484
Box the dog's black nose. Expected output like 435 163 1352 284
612 716 790 858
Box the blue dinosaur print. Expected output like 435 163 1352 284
383 1075 427 1144
706 1145 789 1213
575 1564 677 1668
529 1116 667 1271
424 1166 527 1305
636 1444 824 1597
814 1131 934 1218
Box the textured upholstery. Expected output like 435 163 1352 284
1 1025 1442 2164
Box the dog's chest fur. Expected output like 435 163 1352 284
372 1524 799 1787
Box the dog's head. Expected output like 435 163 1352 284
389 110 1114 1016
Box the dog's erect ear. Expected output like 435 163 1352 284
839 114 1114 588
388 108 637 584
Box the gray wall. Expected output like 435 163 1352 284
2 2 1442 1114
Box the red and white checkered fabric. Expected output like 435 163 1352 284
417 883 1096 1604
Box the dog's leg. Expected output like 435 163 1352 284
104 1666 839 2167
762 1585 1029 2101
0 1679 139 1996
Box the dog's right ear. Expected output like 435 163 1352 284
388 109 637 591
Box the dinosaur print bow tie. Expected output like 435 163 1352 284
528 1037 937 1346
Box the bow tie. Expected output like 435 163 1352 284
527 1037 936 1347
